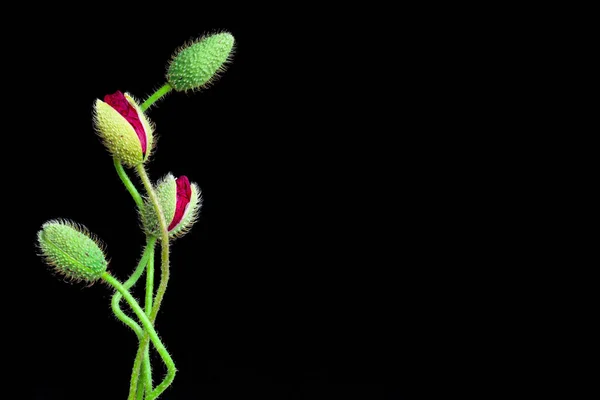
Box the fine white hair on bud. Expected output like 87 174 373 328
93 91 155 168
140 174 202 239
37 219 108 283
166 31 235 92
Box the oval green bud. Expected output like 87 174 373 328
141 173 177 237
167 32 235 92
37 220 108 282
93 91 155 168
141 174 202 239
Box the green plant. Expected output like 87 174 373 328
36 31 235 399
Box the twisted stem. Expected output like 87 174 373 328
110 236 156 398
131 165 171 398
102 272 176 400
112 157 152 398
110 236 156 335
135 165 170 323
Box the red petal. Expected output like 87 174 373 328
104 91 147 155
169 176 192 231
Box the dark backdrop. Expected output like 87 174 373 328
8 23 404 399
4 8 551 400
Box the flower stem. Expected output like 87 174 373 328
136 379 145 400
145 242 155 322
141 84 173 112
102 272 176 400
110 236 156 337
134 165 171 398
113 157 155 396
113 157 144 209
110 236 156 399
143 243 156 395
135 165 170 324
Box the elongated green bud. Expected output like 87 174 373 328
167 32 235 92
93 91 155 168
141 173 202 238
37 220 108 282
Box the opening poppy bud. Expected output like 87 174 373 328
141 173 202 239
37 220 108 283
93 91 155 168
166 32 235 92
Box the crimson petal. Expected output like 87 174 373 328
104 91 147 155
169 176 192 231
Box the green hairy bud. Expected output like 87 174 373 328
37 220 108 282
141 173 202 239
167 32 235 92
142 174 177 236
93 91 155 168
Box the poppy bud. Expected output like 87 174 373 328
167 32 235 92
141 174 202 238
93 91 155 167
37 220 108 283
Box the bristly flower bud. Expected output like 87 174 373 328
93 91 155 168
141 174 202 239
166 32 235 92
37 220 108 283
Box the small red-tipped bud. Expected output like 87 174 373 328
169 176 192 231
93 91 155 167
141 174 202 239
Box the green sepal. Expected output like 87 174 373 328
93 93 155 168
166 32 235 92
141 174 177 237
140 174 202 239
37 220 108 283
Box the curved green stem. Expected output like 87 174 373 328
110 236 156 337
110 236 156 399
111 291 142 337
102 272 176 400
114 157 144 209
113 157 152 397
141 84 173 112
134 165 171 398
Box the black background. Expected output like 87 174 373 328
4 9 573 400
8 23 406 399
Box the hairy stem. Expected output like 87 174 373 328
141 84 173 112
112 157 156 400
134 165 171 398
145 243 155 324
143 243 156 395
110 236 156 399
110 236 156 337
135 165 170 322
136 378 145 400
113 158 153 399
113 157 144 208
102 272 176 400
